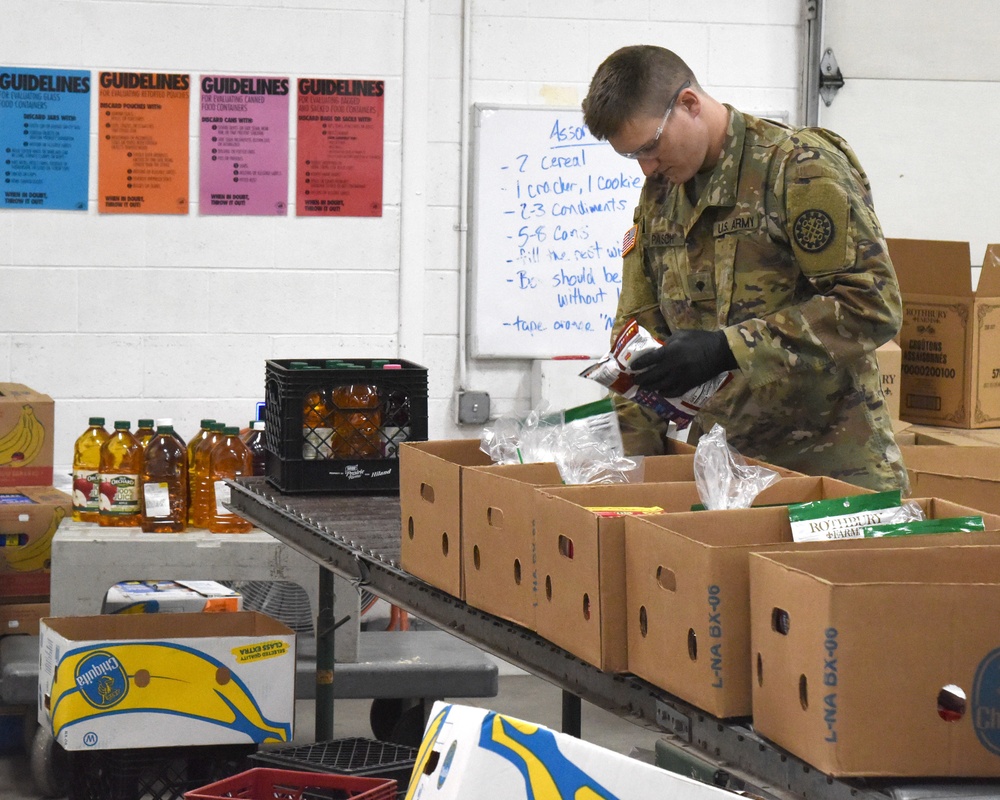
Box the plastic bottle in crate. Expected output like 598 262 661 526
302 388 335 460
241 420 267 477
381 364 410 458
99 421 143 528
208 426 253 533
140 424 187 532
72 417 110 523
191 422 225 527
331 378 381 459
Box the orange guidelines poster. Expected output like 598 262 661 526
295 77 384 217
97 71 190 214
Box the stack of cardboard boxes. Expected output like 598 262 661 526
399 435 1000 779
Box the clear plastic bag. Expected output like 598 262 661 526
479 399 635 484
693 423 780 510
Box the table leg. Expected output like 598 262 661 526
315 566 336 740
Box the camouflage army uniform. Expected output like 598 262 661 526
613 107 907 492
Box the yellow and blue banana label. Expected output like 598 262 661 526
49 641 291 744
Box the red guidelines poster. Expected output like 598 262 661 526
199 75 290 216
295 77 384 217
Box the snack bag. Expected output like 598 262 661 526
580 319 732 429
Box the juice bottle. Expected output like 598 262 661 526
190 422 224 527
302 388 334 460
331 377 381 459
208 426 253 533
134 418 156 449
98 421 143 528
72 417 109 523
241 420 267 477
186 419 215 525
140 424 187 533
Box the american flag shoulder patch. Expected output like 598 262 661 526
622 224 638 256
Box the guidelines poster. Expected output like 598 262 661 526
199 75 290 216
98 71 190 214
295 78 384 217
0 67 91 210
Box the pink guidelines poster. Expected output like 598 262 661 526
198 75 289 215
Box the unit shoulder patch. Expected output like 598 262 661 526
792 209 835 253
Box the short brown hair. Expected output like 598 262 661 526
582 45 698 141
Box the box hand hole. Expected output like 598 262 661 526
420 483 435 503
487 506 503 529
557 535 574 559
771 607 790 635
937 683 967 721
799 674 808 710
655 565 676 592
687 628 697 661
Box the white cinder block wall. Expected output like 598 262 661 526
0 0 803 472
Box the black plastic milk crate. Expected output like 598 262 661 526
264 358 428 493
249 737 417 796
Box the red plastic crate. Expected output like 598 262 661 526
184 767 397 800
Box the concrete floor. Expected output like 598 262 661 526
0 662 665 799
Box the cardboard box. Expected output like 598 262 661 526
901 445 1000 515
625 489 1000 718
102 580 243 614
876 340 902 419
908 424 1000 447
0 601 49 635
460 447 799 632
0 384 54 488
750 544 1000 776
0 486 72 599
399 439 493 599
39 611 295 750
887 238 1000 428
404 701 735 800
532 476 825 672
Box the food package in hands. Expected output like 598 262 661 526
580 319 732 429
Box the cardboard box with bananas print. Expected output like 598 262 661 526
0 486 71 598
39 611 296 750
0 384 54 488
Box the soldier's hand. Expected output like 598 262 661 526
630 329 737 397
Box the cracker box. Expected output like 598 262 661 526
887 239 1000 428
751 545 1000 776
38 611 295 750
404 701 735 800
0 384 54 487
102 580 243 614
0 486 72 599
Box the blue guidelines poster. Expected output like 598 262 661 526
1 67 91 210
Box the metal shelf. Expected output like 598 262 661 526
228 477 998 800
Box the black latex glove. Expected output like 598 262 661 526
630 329 737 397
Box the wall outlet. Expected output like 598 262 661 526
457 391 490 425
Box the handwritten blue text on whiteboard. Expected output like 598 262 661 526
470 105 644 359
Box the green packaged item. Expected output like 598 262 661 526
860 516 986 538
787 490 907 542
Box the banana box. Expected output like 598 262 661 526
405 702 737 800
0 486 71 598
103 580 243 614
38 611 295 750
0 384 54 487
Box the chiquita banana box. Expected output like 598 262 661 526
0 384 54 488
405 702 737 800
38 611 295 750
0 486 71 599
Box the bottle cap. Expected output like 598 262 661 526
223 426 240 436
89 416 105 426
252 420 266 430
138 419 154 428
156 425 175 434
114 420 130 430
382 364 402 370
200 418 216 428
156 418 173 427
210 422 226 431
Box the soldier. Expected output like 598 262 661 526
582 45 907 492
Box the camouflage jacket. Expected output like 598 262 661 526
613 107 907 492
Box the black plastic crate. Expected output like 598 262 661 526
249 737 417 796
264 358 428 493
69 743 254 800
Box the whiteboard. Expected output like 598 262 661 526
470 104 644 359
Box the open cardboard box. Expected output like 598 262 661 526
750 543 1000 777
0 486 72 600
886 238 1000 428
0 384 55 488
625 492 1000 718
901 445 1000 515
